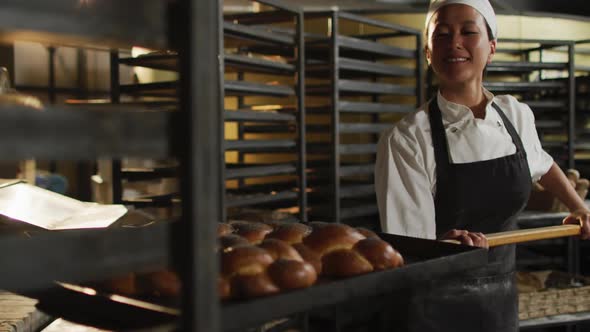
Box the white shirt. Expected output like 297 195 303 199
375 89 554 239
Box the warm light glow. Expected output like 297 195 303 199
66 98 110 104
58 282 97 296
251 105 282 111
131 46 152 58
77 0 95 8
109 295 180 315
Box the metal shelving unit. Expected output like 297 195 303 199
570 40 590 181
491 39 575 169
302 11 423 229
112 0 307 223
0 4 497 332
0 1 221 331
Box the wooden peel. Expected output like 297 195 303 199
443 224 582 247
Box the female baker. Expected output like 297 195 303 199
375 0 590 330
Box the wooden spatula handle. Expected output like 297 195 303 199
443 224 581 247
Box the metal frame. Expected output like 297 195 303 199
0 1 221 331
306 11 422 228
222 2 307 222
176 0 222 330
112 1 307 222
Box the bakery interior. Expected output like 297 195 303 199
2 0 590 331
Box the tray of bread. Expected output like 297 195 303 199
30 220 487 331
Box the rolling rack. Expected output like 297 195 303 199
0 0 223 331
571 39 590 182
303 12 424 230
0 3 491 332
111 0 307 223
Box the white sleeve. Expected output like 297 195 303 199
375 128 436 239
518 101 554 181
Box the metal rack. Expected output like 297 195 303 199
0 4 505 332
569 39 590 180
303 12 423 230
0 1 221 331
491 39 575 169
111 0 307 222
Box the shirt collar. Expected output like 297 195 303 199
436 88 495 124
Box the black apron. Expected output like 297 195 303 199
405 98 532 332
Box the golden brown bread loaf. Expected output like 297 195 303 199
231 272 280 298
219 234 250 251
292 243 322 275
221 245 274 277
353 238 404 270
300 222 404 278
356 227 379 239
230 220 273 244
265 222 312 244
258 238 303 262
303 222 366 256
266 259 317 290
219 235 323 299
322 249 373 277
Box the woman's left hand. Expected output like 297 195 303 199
563 209 590 240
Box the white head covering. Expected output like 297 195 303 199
425 0 498 40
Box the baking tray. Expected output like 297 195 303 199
28 233 487 331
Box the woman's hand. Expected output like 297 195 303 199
563 209 590 240
440 229 489 248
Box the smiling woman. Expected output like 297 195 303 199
426 4 496 102
374 0 590 331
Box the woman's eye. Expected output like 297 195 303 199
463 31 478 35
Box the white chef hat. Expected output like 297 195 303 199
425 0 498 40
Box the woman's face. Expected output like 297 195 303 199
425 4 496 87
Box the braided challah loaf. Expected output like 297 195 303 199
229 220 273 244
98 220 403 301
302 222 404 278
219 220 404 299
221 241 317 299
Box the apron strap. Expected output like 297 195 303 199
491 102 527 156
427 97 451 181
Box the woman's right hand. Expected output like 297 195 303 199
440 229 489 249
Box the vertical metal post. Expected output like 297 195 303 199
48 47 57 104
568 43 575 169
75 48 92 201
416 33 425 106
370 37 379 156
538 48 543 81
567 237 580 275
331 11 340 224
237 71 245 189
219 4 227 223
177 0 222 330
110 51 123 204
76 48 88 99
296 11 307 223
48 46 57 173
